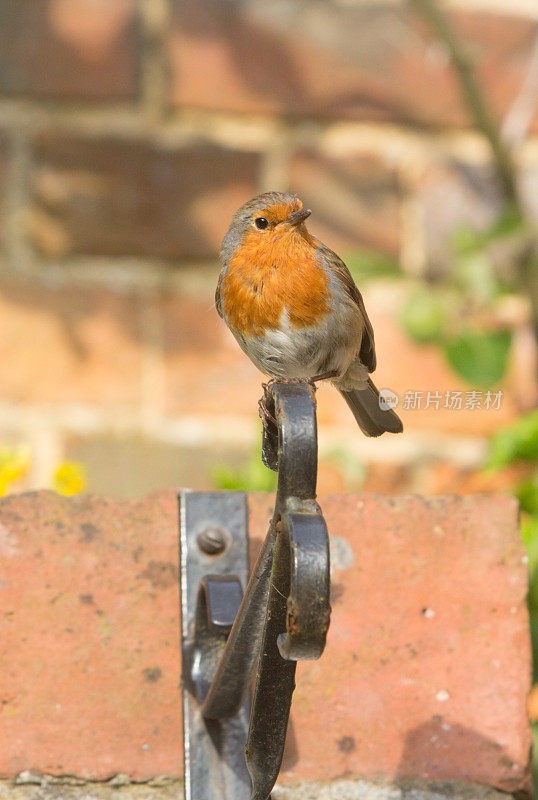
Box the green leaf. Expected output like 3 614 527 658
454 251 500 304
443 329 511 388
517 473 538 516
523 515 538 618
324 447 366 487
400 289 447 344
452 225 485 256
452 207 525 257
344 248 400 283
486 410 538 469
210 452 277 493
485 205 525 242
523 514 538 575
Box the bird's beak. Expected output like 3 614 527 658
286 209 311 226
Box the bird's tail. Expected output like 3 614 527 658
338 378 403 437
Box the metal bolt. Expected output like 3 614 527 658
197 527 227 555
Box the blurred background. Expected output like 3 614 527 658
0 0 537 777
0 0 537 674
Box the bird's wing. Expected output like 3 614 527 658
316 242 377 373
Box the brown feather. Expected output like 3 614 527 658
315 242 377 372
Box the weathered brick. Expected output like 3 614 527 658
168 1 538 130
0 490 531 792
162 285 265 420
251 492 531 793
0 279 143 406
0 0 137 100
29 133 261 259
289 150 401 255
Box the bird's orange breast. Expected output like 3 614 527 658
222 227 330 337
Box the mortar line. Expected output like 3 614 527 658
3 125 34 275
137 0 172 124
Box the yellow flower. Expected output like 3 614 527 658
0 446 30 496
53 462 86 496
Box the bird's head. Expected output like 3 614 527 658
221 192 314 265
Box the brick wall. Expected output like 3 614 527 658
0 0 536 496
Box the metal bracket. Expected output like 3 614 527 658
179 381 331 800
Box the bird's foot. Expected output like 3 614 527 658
310 369 339 383
258 391 277 431
263 370 338 390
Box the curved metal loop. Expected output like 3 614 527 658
277 510 331 660
273 383 318 504
264 382 332 660
262 381 318 504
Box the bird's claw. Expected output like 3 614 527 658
258 393 277 431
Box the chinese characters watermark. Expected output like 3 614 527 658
378 388 503 411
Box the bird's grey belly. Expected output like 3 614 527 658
234 312 359 379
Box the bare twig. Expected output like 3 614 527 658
408 0 538 384
408 0 519 205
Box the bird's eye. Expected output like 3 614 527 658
254 217 269 230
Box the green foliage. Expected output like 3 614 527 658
344 248 400 284
453 205 526 256
518 473 538 517
211 451 277 493
522 509 538 555
399 208 525 387
486 410 538 470
443 329 512 389
522 506 538 683
323 447 366 487
400 288 447 344
454 251 500 305
211 443 366 494
485 412 538 682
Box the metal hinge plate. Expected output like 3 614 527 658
179 490 251 800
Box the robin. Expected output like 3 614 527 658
216 191 403 437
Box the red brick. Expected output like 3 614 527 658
0 490 180 779
289 151 401 255
0 490 530 792
0 0 137 100
251 493 532 793
0 279 143 406
168 1 538 131
29 133 261 259
163 283 267 420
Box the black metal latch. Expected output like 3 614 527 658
179 381 331 800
